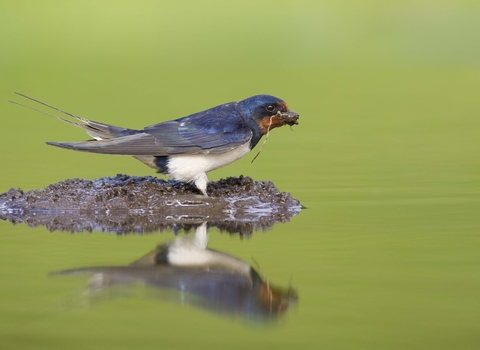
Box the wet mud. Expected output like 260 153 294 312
0 175 302 235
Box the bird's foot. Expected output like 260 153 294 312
192 173 209 197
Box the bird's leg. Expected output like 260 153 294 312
192 173 209 197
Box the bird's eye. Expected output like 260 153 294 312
265 105 275 112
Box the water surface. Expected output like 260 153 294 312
1 1 479 349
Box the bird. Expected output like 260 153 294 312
10 93 299 196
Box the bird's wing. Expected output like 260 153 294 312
145 103 252 153
48 103 253 156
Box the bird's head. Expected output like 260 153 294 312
238 95 299 134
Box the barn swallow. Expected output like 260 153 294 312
11 93 299 196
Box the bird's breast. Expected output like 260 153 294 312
166 142 251 182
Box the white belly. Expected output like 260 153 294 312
167 142 251 182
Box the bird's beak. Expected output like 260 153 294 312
276 110 299 126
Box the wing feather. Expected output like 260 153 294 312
48 102 253 156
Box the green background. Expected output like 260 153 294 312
1 1 479 349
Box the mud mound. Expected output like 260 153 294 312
0 175 302 235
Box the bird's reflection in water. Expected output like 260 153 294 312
54 223 298 323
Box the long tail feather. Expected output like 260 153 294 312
13 92 88 122
9 93 134 140
8 99 86 130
